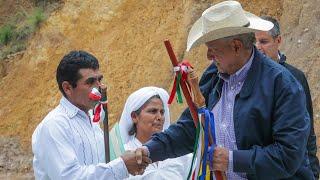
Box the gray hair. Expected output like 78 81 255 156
222 32 256 49
260 16 280 38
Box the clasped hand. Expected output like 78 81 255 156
121 147 152 176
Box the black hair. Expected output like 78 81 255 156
56 50 99 97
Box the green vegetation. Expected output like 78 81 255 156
0 25 14 45
0 8 46 60
0 0 63 60
28 8 46 31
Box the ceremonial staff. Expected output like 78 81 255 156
164 40 199 125
188 68 227 180
164 40 226 180
100 86 110 163
89 85 110 163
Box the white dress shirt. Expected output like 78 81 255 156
124 136 192 180
32 97 129 180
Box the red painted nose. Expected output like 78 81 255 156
89 88 101 101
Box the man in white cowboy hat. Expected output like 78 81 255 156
139 1 313 179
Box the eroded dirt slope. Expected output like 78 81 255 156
0 0 319 175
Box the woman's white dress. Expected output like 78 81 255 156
124 136 192 180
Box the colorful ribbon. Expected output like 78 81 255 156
188 107 216 180
89 87 108 122
168 60 193 104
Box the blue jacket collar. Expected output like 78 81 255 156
238 47 263 98
201 46 265 108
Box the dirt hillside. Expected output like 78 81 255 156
0 0 319 176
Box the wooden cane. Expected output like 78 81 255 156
100 86 110 163
188 69 227 180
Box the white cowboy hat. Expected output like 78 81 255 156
186 1 274 51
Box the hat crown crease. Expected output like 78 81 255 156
202 1 249 34
186 0 274 51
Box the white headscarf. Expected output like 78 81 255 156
119 87 171 144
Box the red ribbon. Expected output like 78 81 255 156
168 60 193 104
93 104 102 122
93 103 107 122
89 88 107 123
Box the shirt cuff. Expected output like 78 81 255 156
109 157 129 179
228 150 233 172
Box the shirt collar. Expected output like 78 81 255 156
219 48 254 84
278 51 287 64
60 96 82 119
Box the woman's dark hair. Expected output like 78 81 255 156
56 50 99 97
128 95 161 136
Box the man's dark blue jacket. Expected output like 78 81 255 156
279 53 319 179
145 48 313 179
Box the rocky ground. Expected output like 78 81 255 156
0 137 33 179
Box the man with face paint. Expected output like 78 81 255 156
255 16 319 179
32 51 151 180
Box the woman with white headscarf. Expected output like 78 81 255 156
109 87 192 179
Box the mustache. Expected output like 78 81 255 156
152 122 163 127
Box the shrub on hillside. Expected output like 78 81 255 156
27 8 46 32
0 25 14 46
0 0 62 60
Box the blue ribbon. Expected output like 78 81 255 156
198 108 216 180
208 110 216 170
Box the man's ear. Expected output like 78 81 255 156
232 39 242 54
276 35 282 44
131 112 139 124
62 81 73 98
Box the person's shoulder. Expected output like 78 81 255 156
32 105 71 146
258 52 284 72
282 62 306 79
37 105 71 132
256 51 300 87
257 52 290 81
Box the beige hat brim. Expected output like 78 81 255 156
186 12 274 51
